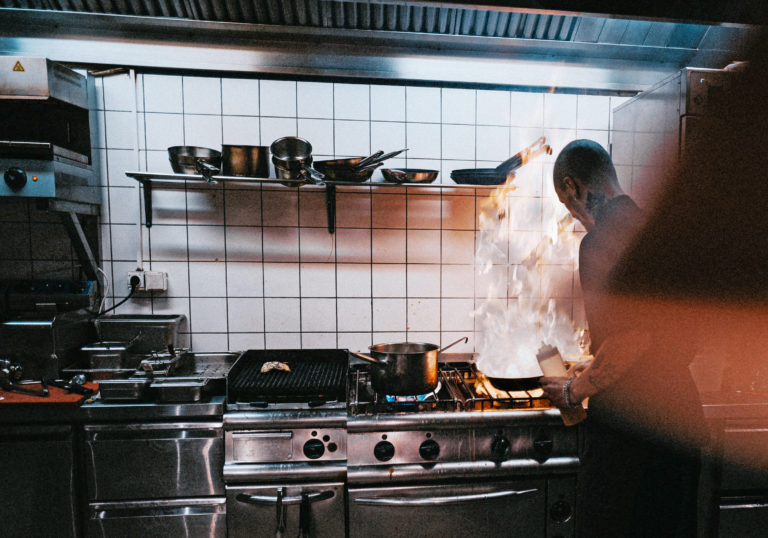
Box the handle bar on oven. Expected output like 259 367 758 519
354 488 538 506
236 490 334 505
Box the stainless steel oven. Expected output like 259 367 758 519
346 361 580 537
223 349 349 538
227 483 345 537
349 477 575 537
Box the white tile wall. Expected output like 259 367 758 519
0 72 619 352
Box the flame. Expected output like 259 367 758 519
474 137 583 380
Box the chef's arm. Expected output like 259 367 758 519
568 329 651 403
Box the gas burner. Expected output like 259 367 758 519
349 361 552 415
384 381 442 403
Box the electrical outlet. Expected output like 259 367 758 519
128 271 168 291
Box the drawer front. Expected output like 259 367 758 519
348 479 546 538
84 422 224 500
86 498 226 538
226 483 345 538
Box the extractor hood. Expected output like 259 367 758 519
0 1 762 92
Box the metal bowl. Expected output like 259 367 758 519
167 146 222 174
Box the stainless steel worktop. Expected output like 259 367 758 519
80 394 226 421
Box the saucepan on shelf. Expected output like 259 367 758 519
270 136 325 186
221 145 270 177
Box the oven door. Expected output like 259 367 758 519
226 482 345 538
348 479 546 537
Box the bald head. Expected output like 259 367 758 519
553 139 619 192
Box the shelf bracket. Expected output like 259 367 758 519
138 178 153 228
59 210 99 281
324 184 336 234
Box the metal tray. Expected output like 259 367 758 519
98 378 150 402
93 314 186 354
150 377 209 402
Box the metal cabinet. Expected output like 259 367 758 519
0 424 79 538
86 497 226 538
83 421 225 538
83 421 224 500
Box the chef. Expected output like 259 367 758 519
540 139 704 537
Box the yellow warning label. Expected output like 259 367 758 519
12 61 24 72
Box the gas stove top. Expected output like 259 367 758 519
348 361 553 416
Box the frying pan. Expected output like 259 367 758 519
381 168 439 184
168 146 221 175
485 375 541 391
313 157 381 183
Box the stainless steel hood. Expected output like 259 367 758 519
0 1 761 92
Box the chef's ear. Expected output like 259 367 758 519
562 176 578 195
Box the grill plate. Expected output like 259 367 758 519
227 349 348 403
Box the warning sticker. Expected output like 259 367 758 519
12 61 25 72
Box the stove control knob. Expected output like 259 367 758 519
373 440 395 462
419 439 440 461
303 439 325 459
550 500 573 523
4 168 27 190
490 435 510 462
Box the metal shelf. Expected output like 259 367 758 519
126 171 497 232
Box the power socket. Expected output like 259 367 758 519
128 270 168 291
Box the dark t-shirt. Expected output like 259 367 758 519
577 195 703 537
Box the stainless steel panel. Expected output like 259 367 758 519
682 68 733 116
719 502 768 538
226 483 344 538
719 423 768 490
84 421 224 500
223 461 347 484
86 497 226 538
347 457 579 485
0 56 88 108
231 431 293 462
348 480 545 537
225 427 347 463
224 409 346 429
0 425 78 538
348 428 472 466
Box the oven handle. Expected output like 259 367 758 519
354 488 538 506
236 490 334 506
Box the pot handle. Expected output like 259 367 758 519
195 159 220 184
300 165 326 187
349 351 382 365
437 336 468 354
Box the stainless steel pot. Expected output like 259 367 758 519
351 336 467 395
269 136 325 186
222 145 269 177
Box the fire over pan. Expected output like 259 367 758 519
350 336 468 395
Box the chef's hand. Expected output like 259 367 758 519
568 360 590 376
539 376 570 409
